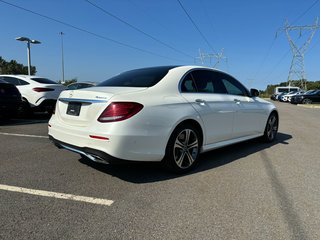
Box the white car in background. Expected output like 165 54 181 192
49 66 279 173
280 90 305 102
0 75 65 115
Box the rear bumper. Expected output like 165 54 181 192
48 115 167 162
49 135 123 164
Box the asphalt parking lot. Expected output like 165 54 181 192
0 102 319 240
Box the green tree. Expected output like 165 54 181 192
58 78 77 86
307 81 320 90
0 56 36 75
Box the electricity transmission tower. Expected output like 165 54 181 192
278 18 319 89
195 49 227 68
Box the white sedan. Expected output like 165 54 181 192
48 66 278 173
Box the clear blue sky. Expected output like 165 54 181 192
1 0 320 90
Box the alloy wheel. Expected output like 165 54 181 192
173 129 199 169
266 114 278 141
302 99 312 104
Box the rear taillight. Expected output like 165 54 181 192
32 87 54 92
98 102 143 123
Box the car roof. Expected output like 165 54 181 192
0 74 46 79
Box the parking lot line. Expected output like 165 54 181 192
0 184 114 206
0 132 49 139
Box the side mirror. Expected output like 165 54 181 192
250 88 259 97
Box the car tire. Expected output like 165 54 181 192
19 99 33 118
302 99 312 104
163 124 201 173
262 112 278 143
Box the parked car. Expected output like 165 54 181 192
270 93 278 101
48 66 279 173
290 89 320 104
66 82 96 90
0 75 66 115
274 86 300 95
0 79 22 119
280 90 305 102
276 92 288 101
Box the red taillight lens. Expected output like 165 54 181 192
98 102 143 123
32 87 54 92
89 135 109 140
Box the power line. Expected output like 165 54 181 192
281 18 319 88
0 0 187 63
262 49 291 83
177 0 216 54
198 0 222 43
262 30 314 84
85 0 194 59
292 0 320 24
253 37 277 79
308 33 320 52
126 0 169 32
260 0 320 85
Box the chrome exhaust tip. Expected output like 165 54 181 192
60 144 109 164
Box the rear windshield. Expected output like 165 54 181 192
31 78 57 84
98 66 178 87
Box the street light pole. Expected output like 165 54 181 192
60 32 65 84
15 37 41 75
27 41 31 75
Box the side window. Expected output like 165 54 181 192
3 77 20 85
219 73 248 96
191 70 214 93
19 79 29 85
208 71 227 94
181 73 197 92
80 83 90 88
67 84 77 90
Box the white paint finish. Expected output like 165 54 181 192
48 66 277 162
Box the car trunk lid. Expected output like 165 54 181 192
55 87 146 126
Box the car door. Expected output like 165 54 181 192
219 74 267 138
180 70 235 145
312 90 320 102
2 76 29 98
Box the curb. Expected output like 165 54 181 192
297 104 320 109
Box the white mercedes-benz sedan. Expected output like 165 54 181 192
48 66 278 173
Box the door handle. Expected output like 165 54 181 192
234 99 241 104
195 99 206 105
